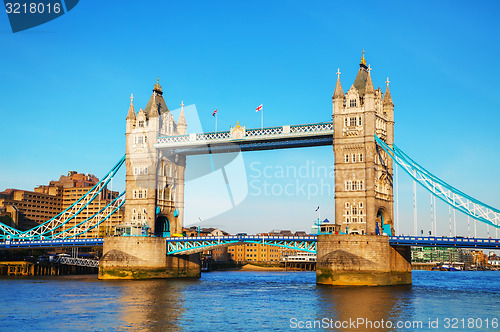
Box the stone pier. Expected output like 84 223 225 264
316 234 411 286
98 237 200 280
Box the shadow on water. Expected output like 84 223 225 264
104 278 200 331
315 284 414 331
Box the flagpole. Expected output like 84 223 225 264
261 104 263 129
215 112 218 133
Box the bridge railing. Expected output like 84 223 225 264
156 122 334 147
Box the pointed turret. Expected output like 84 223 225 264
148 94 160 118
145 78 169 117
352 50 370 96
365 65 375 94
383 77 394 106
332 68 344 99
177 101 187 135
126 94 136 120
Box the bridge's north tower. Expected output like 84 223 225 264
124 79 187 237
332 52 395 236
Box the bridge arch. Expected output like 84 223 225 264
376 207 393 236
155 216 170 237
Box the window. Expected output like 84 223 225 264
137 212 142 220
352 154 356 163
359 180 364 190
359 202 363 208
349 117 357 127
360 217 364 223
359 153 363 162
138 191 143 199
133 190 137 199
353 181 358 191
352 206 358 215
350 99 357 107
358 116 362 126
345 154 349 163
344 117 348 127
138 120 144 128
345 202 350 209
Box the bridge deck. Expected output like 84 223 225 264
1 236 499 251
155 122 334 155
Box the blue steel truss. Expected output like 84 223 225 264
375 135 500 229
0 156 125 240
1 236 499 251
165 235 317 255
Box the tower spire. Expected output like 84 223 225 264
332 68 344 99
177 100 187 134
365 64 375 94
126 93 136 120
153 77 163 95
360 49 367 68
384 77 394 106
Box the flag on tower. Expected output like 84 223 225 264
256 104 263 112
213 109 217 117
315 206 320 211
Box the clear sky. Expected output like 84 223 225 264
1 1 499 236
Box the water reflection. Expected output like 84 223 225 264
108 279 198 331
316 284 413 331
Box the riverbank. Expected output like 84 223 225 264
240 263 286 271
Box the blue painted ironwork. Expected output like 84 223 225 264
1 236 499 250
155 122 334 155
165 235 317 255
0 156 125 240
375 135 500 229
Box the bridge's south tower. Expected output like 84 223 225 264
332 52 395 236
124 79 186 237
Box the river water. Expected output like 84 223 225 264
0 270 499 331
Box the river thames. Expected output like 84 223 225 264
0 270 499 331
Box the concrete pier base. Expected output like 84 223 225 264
316 234 411 286
98 237 200 280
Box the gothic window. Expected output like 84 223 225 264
345 154 349 163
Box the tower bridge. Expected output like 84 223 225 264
1 53 499 285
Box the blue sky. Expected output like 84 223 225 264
1 1 499 236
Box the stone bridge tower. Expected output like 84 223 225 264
124 79 186 237
332 52 395 235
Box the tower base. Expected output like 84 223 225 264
316 234 411 286
98 237 200 280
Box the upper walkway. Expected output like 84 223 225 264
155 122 334 155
